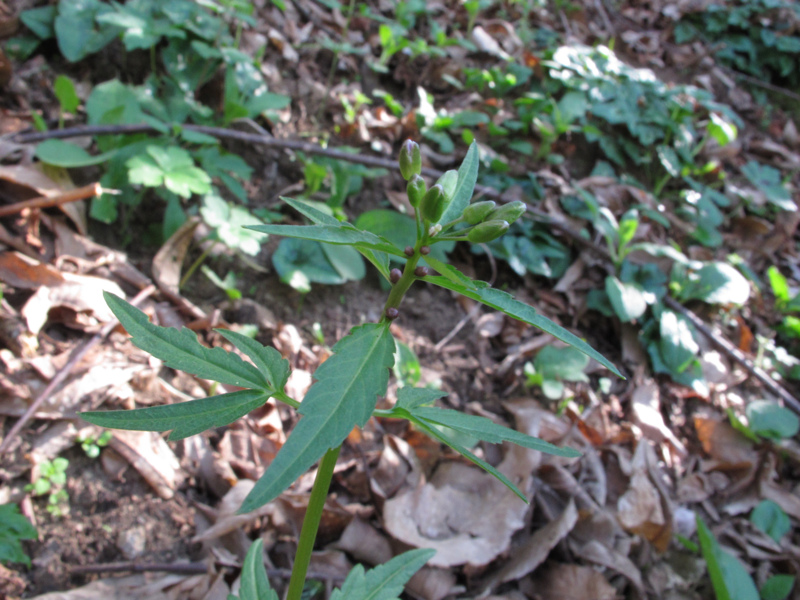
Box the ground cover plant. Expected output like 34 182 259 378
80 141 619 597
2 0 800 598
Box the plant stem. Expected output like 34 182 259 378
285 445 342 600
179 242 216 290
382 245 422 317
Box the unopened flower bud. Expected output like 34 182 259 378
436 170 458 201
386 307 400 320
487 201 526 225
390 268 402 283
398 140 421 180
407 174 426 208
404 246 414 257
428 224 442 237
420 184 445 223
414 266 429 277
420 246 430 255
467 219 509 243
462 201 496 225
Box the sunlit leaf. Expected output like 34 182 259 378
247 224 406 257
439 141 479 224
330 549 435 600
409 406 581 458
240 323 395 512
82 389 268 441
100 293 268 389
424 270 623 377
746 400 799 440
605 276 648 322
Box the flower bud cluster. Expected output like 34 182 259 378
459 200 526 244
399 140 525 248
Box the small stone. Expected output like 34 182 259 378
117 526 147 559
414 266 429 277
390 268 402 283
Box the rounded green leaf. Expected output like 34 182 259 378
746 400 799 440
750 499 791 542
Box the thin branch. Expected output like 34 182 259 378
0 285 156 455
663 296 800 415
0 183 101 217
723 67 800 103
68 560 345 581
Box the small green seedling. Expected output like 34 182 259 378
77 430 113 458
82 141 622 599
25 457 70 517
524 345 589 400
0 503 37 567
697 513 796 600
728 400 800 443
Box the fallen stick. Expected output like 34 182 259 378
68 559 345 581
0 183 102 218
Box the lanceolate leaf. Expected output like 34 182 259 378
104 293 268 389
82 389 268 441
281 196 341 226
409 406 581 458
405 413 528 502
234 539 278 600
697 516 759 600
330 549 436 600
396 387 447 410
218 330 290 391
240 323 395 513
422 275 624 378
440 142 479 224
279 197 392 280
423 255 476 289
245 224 406 257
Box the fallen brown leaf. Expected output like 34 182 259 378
527 562 617 600
483 499 578 589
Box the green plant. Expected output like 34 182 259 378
25 457 70 517
81 141 622 598
0 503 37 567
696 514 796 600
524 345 589 400
675 0 800 88
569 188 752 393
18 0 288 243
77 430 113 458
728 400 800 442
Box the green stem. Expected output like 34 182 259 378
179 243 216 290
285 445 342 600
274 390 301 410
382 245 423 318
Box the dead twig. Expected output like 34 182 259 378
722 67 800 103
0 183 102 218
0 285 156 455
68 559 345 581
663 296 800 415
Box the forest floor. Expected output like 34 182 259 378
1 0 800 599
